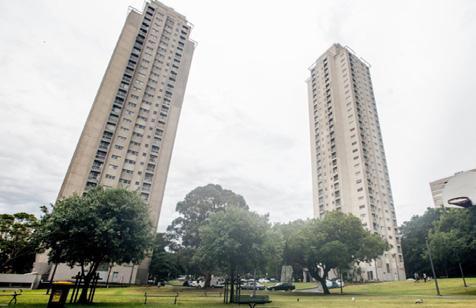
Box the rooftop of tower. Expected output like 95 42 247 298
308 43 372 72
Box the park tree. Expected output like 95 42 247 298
37 187 153 304
0 212 39 273
261 226 285 279
272 220 307 281
194 206 269 303
428 207 476 286
149 233 182 281
167 184 248 285
400 208 443 276
167 184 248 248
289 212 388 294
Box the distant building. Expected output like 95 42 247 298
430 169 476 208
306 43 405 281
33 0 195 284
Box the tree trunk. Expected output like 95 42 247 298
77 262 99 304
316 276 331 295
309 265 330 295
204 272 211 288
229 269 235 303
459 263 468 287
339 269 343 295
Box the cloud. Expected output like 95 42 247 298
1 0 475 233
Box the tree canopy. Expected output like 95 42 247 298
288 212 388 294
0 212 39 273
149 233 182 281
428 207 476 282
167 184 248 249
400 207 443 276
194 206 269 302
38 187 153 303
400 206 476 279
165 184 249 285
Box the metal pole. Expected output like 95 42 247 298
425 239 441 296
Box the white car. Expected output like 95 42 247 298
326 279 343 289
258 278 270 283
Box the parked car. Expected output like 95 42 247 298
326 279 343 289
210 276 225 288
258 278 270 283
267 282 295 291
240 282 266 290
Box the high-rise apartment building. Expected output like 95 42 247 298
306 44 405 281
34 0 195 284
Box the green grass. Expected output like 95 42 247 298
3 278 476 307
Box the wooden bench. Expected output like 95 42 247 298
0 290 22 306
236 295 271 308
144 292 178 304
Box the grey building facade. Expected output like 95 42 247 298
307 44 405 281
34 0 195 284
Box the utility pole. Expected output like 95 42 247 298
425 239 441 296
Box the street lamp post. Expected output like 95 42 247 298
425 239 441 296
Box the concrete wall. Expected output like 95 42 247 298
0 273 41 289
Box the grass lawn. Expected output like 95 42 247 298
3 278 476 307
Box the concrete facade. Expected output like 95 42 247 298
34 0 195 284
429 169 476 208
307 44 405 281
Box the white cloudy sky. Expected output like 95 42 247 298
0 0 475 231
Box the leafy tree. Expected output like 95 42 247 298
261 226 285 279
289 212 388 294
37 187 153 304
149 233 182 281
194 206 269 303
167 184 248 285
400 208 443 276
273 220 307 281
0 212 39 273
429 207 476 285
167 184 248 248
